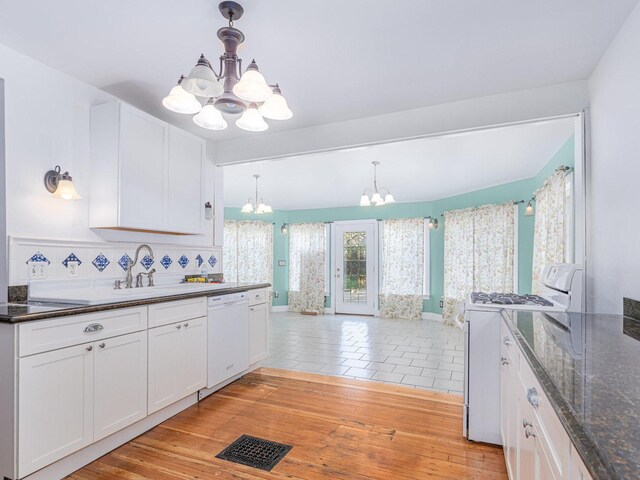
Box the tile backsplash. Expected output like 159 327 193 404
9 237 222 286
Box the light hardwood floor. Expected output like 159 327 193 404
68 368 507 479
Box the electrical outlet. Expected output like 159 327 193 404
67 261 79 277
28 261 48 280
439 300 444 308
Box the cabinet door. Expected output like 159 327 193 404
535 439 560 480
119 105 167 230
208 303 249 387
249 303 269 364
93 331 147 441
148 323 181 414
518 383 536 480
167 126 205 234
500 352 516 479
179 316 207 396
570 445 593 480
18 343 94 477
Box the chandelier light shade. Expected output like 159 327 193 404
193 98 228 130
259 84 293 120
162 76 203 114
242 174 273 214
163 2 292 133
359 161 396 207
236 103 268 131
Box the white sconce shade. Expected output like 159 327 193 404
281 224 288 235
359 194 371 207
233 60 273 103
384 193 395 204
525 201 534 216
181 55 224 98
193 101 228 130
236 104 268 132
204 202 214 220
162 77 202 114
54 178 82 200
259 86 292 120
428 218 439 230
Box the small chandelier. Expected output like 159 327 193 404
242 174 273 214
162 1 292 132
360 161 396 206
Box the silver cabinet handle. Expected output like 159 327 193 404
86 345 93 352
84 323 104 333
183 322 189 328
176 324 182 329
522 419 533 428
503 336 512 346
98 342 106 349
500 356 509 366
525 428 536 439
527 387 539 408
250 307 254 311
226 363 234 370
255 294 260 299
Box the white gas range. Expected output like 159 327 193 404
463 263 583 444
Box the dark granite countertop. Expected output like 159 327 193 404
503 310 640 480
0 283 271 323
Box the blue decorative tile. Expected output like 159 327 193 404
62 253 82 268
92 253 110 272
26 252 50 265
195 254 204 268
178 255 189 269
118 254 133 271
140 255 154 271
208 254 217 268
160 255 172 270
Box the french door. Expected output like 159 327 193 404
333 221 377 315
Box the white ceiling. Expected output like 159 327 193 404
0 0 636 142
223 117 575 210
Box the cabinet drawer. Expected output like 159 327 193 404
519 355 570 480
248 288 268 306
18 307 147 357
148 297 207 328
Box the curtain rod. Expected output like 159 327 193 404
438 200 525 217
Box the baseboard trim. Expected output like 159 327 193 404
271 305 289 312
422 312 443 322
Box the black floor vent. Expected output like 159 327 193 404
216 434 293 471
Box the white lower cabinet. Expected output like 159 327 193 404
93 331 148 441
18 343 94 477
249 302 269 364
148 316 207 414
501 318 592 480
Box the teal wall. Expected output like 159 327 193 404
225 135 575 313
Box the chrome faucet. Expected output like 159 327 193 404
125 244 154 289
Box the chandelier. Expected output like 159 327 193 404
242 174 273 214
360 161 396 206
162 1 292 132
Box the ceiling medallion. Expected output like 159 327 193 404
162 1 292 132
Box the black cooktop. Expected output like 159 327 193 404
470 292 554 306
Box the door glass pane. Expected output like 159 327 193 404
342 231 367 304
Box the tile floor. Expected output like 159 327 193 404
261 312 465 394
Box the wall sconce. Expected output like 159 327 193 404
427 217 439 230
525 198 535 216
204 202 214 220
44 165 81 200
280 223 288 235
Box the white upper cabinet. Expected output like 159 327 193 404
90 102 206 235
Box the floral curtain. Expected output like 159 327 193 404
443 203 516 326
288 223 326 313
532 170 566 294
223 220 273 287
380 218 424 320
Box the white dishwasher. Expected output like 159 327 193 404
207 292 249 388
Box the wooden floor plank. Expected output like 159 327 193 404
68 368 506 479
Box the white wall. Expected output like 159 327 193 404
0 79 6 302
215 81 590 164
0 43 217 250
588 1 640 313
